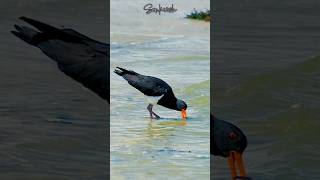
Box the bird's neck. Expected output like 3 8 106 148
157 90 178 110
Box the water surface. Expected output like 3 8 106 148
213 1 320 179
111 0 210 179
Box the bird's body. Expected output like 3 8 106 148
114 67 187 119
12 17 109 102
211 114 251 180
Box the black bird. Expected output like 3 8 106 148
12 17 109 102
211 114 251 180
114 67 187 119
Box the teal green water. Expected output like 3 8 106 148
111 0 210 179
213 56 320 179
213 1 320 179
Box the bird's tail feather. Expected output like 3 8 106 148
114 67 137 76
11 25 38 45
19 16 60 33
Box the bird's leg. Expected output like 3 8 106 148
150 104 160 119
228 151 237 179
147 104 160 119
152 112 160 119
147 104 154 119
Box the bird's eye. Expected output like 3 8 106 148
228 132 237 140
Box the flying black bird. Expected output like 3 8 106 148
114 67 187 119
12 17 109 102
211 114 251 180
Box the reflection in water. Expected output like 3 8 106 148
145 120 187 139
157 119 187 127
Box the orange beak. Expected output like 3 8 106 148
227 151 247 179
181 109 187 119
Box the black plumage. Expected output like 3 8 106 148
12 17 109 102
211 114 247 156
114 67 187 119
211 114 251 179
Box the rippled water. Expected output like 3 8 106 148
0 0 108 179
213 0 320 179
111 0 210 179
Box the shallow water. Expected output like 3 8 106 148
0 0 108 179
213 0 320 179
110 0 210 179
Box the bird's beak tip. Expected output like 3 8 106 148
181 109 187 119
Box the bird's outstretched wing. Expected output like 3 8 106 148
12 17 109 101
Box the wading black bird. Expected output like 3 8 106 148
114 67 187 119
12 17 109 102
211 114 251 180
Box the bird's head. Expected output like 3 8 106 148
212 117 247 156
176 99 187 119
225 131 244 154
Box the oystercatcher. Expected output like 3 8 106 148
114 67 187 119
211 114 251 180
12 17 109 102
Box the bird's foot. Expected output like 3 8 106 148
153 114 160 119
151 111 160 119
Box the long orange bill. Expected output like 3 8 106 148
235 152 247 177
227 151 247 180
228 152 237 179
181 109 187 119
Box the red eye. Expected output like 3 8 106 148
228 132 237 140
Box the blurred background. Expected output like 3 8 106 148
0 0 108 179
212 0 320 179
